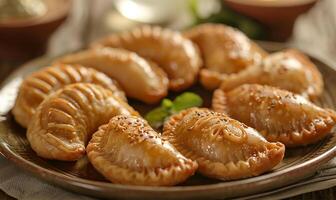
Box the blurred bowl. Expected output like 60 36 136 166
223 0 317 41
0 0 71 61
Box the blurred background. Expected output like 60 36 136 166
0 0 335 74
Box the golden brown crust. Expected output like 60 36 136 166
91 26 202 91
27 83 139 161
12 64 126 128
55 48 169 104
212 84 336 147
87 115 198 186
163 108 285 180
184 23 267 90
219 49 324 100
212 89 227 115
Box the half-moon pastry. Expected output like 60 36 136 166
91 26 202 91
163 108 285 180
183 23 267 90
218 49 323 100
12 64 126 128
87 115 198 186
212 84 336 147
55 48 168 104
27 83 139 161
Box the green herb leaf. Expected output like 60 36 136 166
161 99 173 109
172 92 203 112
145 106 169 129
145 92 203 128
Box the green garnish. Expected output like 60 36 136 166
171 92 203 112
145 92 203 128
145 106 170 129
162 99 173 109
188 0 266 39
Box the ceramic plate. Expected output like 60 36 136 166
0 43 336 199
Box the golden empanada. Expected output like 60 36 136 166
91 26 202 91
55 48 168 104
12 64 126 128
27 83 138 161
87 115 198 186
184 23 267 90
213 84 336 147
163 108 285 180
218 49 323 100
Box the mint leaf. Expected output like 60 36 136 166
145 92 203 128
161 99 173 109
172 92 203 112
145 106 169 129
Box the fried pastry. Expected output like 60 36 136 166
163 108 285 180
91 26 202 91
27 83 139 161
184 23 267 90
12 64 126 128
55 48 168 104
218 49 323 100
212 84 336 147
87 115 198 186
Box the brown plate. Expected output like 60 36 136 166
0 42 336 199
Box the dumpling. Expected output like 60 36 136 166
163 108 284 180
91 26 202 91
212 84 336 147
12 64 126 128
27 83 139 161
55 48 168 104
218 49 323 100
87 115 198 186
184 23 267 90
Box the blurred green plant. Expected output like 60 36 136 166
145 92 203 128
189 0 266 39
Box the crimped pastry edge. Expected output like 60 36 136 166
212 87 336 147
162 108 285 180
87 122 198 186
91 26 202 92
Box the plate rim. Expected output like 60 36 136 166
1 42 336 198
1 139 336 192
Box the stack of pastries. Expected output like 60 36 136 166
12 24 336 186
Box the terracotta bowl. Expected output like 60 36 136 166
0 0 72 61
223 0 317 41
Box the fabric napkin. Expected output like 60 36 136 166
0 158 94 200
1 0 336 199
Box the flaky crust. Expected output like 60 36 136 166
218 49 324 100
91 26 202 91
27 83 139 161
184 23 267 90
12 64 126 128
87 115 198 186
55 48 168 104
212 84 336 147
163 108 284 180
